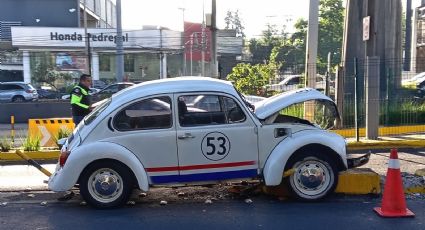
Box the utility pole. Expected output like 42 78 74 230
116 0 124 82
201 2 206 77
83 0 91 75
304 0 319 88
210 0 218 78
190 34 193 75
326 52 331 96
404 0 412 71
304 0 319 120
179 7 186 75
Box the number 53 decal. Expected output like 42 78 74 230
201 132 231 161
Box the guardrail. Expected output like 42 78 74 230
0 101 71 123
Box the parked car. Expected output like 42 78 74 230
266 75 303 92
0 82 38 102
37 88 61 99
91 82 135 102
49 77 368 208
266 75 333 93
61 88 100 100
402 72 425 87
244 95 266 103
92 80 107 90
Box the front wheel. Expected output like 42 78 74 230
79 161 133 208
285 152 338 201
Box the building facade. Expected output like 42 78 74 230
1 0 243 86
0 0 116 82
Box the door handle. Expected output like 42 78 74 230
178 133 195 139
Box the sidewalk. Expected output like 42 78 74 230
1 124 425 162
346 133 425 150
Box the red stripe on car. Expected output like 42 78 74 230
146 161 256 172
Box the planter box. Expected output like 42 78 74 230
0 150 60 161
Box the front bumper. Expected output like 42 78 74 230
347 153 371 169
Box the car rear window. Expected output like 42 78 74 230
3 84 23 90
113 96 172 131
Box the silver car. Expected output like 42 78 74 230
0 82 39 102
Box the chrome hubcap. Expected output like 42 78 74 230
88 168 123 203
291 159 332 196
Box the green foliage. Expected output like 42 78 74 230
227 63 274 96
53 128 72 148
247 0 344 73
22 135 41 152
31 52 72 89
224 10 245 38
0 136 13 152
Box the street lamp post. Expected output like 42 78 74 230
83 0 91 75
178 7 186 75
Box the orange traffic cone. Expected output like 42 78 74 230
374 149 415 217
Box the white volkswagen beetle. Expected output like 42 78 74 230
49 77 356 208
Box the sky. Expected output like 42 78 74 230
121 0 423 38
121 0 310 38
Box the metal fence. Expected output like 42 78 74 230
243 58 425 137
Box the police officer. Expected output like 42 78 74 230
71 74 92 125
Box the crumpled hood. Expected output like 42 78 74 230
254 88 336 119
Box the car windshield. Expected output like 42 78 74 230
233 87 255 112
84 98 111 125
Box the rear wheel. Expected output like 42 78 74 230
12 96 25 102
79 161 133 208
285 151 338 201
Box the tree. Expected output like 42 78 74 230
31 52 72 90
224 11 233 29
227 63 274 96
223 10 245 38
318 0 344 65
246 0 343 73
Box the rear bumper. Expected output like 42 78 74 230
48 165 73 192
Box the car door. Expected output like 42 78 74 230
3 84 21 101
0 84 5 101
175 92 259 183
106 95 179 184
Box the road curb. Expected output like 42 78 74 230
263 168 381 197
347 140 425 150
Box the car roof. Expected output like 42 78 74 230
0 81 28 84
111 77 236 106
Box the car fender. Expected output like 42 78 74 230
48 141 149 192
262 130 347 186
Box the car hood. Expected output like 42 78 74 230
254 88 336 119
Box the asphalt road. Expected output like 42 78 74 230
0 197 424 230
0 148 424 229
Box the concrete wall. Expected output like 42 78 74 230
0 101 72 123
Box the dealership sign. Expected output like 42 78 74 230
11 27 182 50
50 32 129 43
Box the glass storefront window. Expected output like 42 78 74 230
124 54 135 72
99 54 111 71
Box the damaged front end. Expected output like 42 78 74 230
347 152 371 168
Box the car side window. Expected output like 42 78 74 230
103 85 119 94
113 96 172 131
4 84 23 90
222 97 246 123
178 95 245 127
